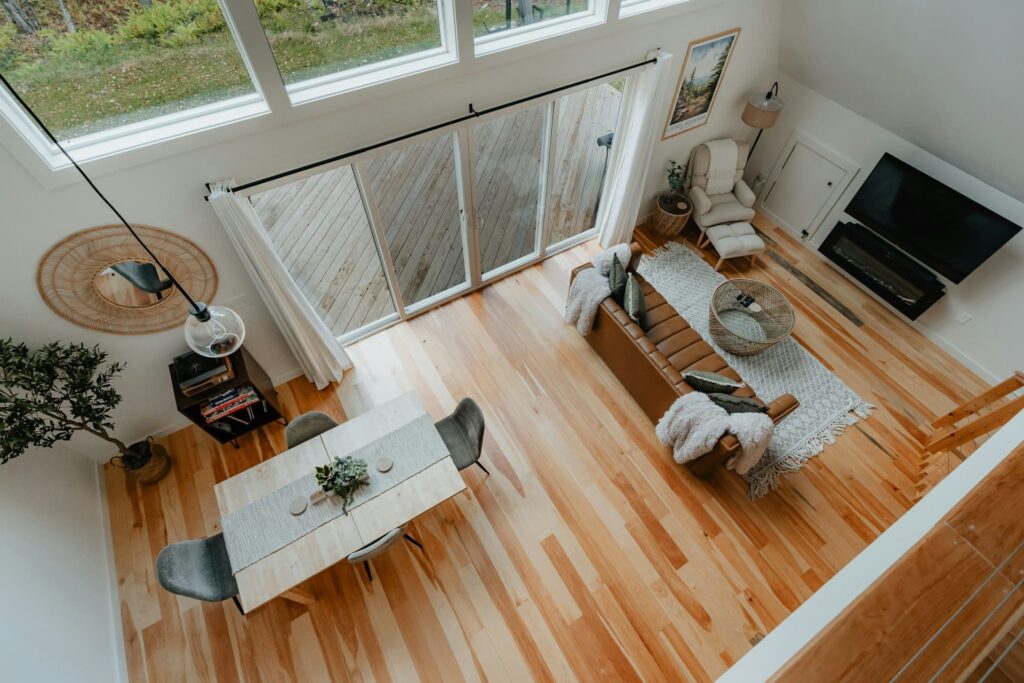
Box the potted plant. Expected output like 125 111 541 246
653 159 693 237
313 455 369 514
0 338 171 483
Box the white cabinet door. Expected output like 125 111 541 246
762 141 848 239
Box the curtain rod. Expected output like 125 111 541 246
205 54 658 200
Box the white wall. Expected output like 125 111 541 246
778 0 1024 204
0 451 124 683
0 0 783 460
747 75 1024 382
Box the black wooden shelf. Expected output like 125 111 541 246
169 347 285 447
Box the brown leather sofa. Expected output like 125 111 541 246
570 243 798 477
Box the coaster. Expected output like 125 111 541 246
289 496 309 516
376 457 394 473
309 489 327 505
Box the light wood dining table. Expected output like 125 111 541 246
215 392 467 612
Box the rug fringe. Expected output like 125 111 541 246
746 400 874 499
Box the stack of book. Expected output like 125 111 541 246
201 386 261 424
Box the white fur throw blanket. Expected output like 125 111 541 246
564 244 633 335
656 392 773 475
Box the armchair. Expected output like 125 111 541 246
686 139 757 247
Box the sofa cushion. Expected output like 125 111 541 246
684 370 744 394
623 273 647 329
608 256 627 303
708 393 768 414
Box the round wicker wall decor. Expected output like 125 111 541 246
37 225 218 335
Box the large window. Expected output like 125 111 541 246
254 0 449 96
0 0 258 141
473 0 590 38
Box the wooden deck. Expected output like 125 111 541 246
251 83 621 336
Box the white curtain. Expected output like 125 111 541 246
208 181 352 389
596 49 676 247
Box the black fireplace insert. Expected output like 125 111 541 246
819 222 945 320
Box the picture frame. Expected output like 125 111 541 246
663 28 741 139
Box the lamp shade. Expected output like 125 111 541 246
742 90 785 129
184 304 245 357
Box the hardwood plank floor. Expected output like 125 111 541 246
107 217 989 682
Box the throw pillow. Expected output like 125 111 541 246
683 370 744 394
623 272 647 329
608 256 627 304
707 393 768 414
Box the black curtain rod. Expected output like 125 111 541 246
207 55 657 199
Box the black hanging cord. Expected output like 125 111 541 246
0 72 206 316
216 55 658 197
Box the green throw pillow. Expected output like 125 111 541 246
608 256 627 304
683 370 744 394
707 393 768 414
623 273 647 329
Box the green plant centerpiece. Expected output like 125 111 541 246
0 338 171 482
314 455 369 514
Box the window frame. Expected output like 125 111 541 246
473 0 608 56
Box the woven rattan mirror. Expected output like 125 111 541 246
38 225 218 335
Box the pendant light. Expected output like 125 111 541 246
0 74 245 358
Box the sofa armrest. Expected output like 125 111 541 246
689 186 712 216
734 179 756 208
688 392 800 478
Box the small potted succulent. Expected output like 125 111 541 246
654 159 693 237
313 455 369 514
0 338 171 483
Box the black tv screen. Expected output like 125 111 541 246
846 153 1021 283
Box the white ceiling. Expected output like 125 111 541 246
780 0 1024 203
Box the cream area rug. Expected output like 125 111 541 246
637 241 872 497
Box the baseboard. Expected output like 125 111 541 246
96 463 129 683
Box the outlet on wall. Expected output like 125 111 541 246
955 311 974 325
752 173 768 194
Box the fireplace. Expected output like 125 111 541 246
819 222 945 320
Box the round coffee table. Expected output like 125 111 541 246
708 279 795 355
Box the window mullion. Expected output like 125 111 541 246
354 161 408 318
454 127 483 288
219 0 291 113
537 99 558 257
452 0 476 64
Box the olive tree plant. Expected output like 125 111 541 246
0 337 130 465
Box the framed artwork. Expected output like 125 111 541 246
663 28 741 139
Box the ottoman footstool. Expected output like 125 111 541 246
705 222 766 271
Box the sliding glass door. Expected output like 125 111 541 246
248 78 625 343
472 103 547 278
365 133 468 311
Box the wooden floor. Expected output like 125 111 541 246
251 84 621 337
107 217 991 682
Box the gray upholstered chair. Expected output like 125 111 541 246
686 139 756 248
285 411 338 449
156 533 243 614
346 526 424 581
435 398 488 476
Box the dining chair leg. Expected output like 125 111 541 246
363 562 373 582
475 460 490 476
403 534 425 551
231 595 245 616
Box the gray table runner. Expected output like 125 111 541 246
222 414 448 572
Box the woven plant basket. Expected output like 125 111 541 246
110 437 172 484
709 279 795 356
651 193 692 237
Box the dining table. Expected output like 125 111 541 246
215 392 467 612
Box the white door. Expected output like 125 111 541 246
762 141 848 239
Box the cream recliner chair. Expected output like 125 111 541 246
686 139 756 248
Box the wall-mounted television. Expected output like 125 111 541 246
845 153 1021 284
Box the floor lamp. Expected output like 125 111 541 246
742 82 785 160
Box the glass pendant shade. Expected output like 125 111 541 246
184 304 246 357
